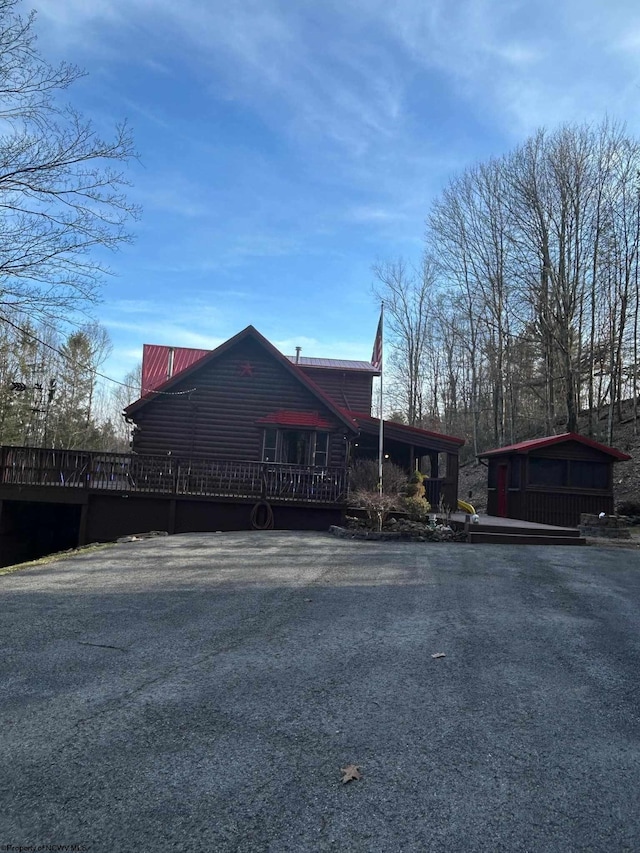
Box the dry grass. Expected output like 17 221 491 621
0 543 114 576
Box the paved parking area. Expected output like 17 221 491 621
1 532 640 852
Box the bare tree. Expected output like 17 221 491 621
110 362 142 450
373 257 439 427
0 0 138 324
504 122 640 438
374 121 640 453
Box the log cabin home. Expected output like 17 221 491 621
0 325 464 560
125 325 464 511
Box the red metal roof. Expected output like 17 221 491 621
131 330 466 451
127 326 360 434
287 356 379 374
478 432 631 461
141 346 379 396
141 345 209 394
257 410 334 428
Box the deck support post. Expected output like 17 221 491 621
78 500 89 547
168 498 176 535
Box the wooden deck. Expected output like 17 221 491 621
450 512 586 545
0 445 348 505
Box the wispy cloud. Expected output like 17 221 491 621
134 184 209 219
30 0 640 383
36 0 407 157
36 0 640 143
345 205 409 224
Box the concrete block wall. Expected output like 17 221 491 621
578 513 631 539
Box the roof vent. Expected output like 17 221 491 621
295 346 301 364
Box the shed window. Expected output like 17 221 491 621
509 461 521 489
528 457 567 487
570 461 608 490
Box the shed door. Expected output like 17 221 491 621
497 464 508 517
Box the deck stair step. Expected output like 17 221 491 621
470 523 578 537
467 530 586 546
459 514 587 545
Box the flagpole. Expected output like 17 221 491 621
378 302 384 495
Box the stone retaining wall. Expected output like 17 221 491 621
578 514 631 539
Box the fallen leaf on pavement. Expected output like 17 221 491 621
431 652 446 659
340 764 362 784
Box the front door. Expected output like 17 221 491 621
497 464 508 517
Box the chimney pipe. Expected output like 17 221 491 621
295 346 301 364
167 347 175 379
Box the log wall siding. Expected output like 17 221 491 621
298 367 373 414
131 337 351 465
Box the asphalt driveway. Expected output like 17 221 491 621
1 532 640 852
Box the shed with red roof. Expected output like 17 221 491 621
477 433 631 526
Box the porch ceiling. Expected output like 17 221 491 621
353 416 464 454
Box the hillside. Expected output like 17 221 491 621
457 414 640 516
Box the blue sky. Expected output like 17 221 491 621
30 0 640 383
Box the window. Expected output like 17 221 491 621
313 433 329 467
509 461 521 489
262 428 278 462
570 461 608 490
528 457 567 487
281 430 311 465
261 428 330 466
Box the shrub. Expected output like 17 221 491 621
403 494 431 521
401 472 431 520
350 488 399 531
404 470 426 499
349 458 408 495
349 458 379 492
436 496 452 521
381 461 410 495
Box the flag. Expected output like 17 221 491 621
371 311 383 370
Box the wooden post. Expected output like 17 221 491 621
78 499 89 547
464 513 471 543
168 498 176 535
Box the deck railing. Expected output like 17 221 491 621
0 446 349 504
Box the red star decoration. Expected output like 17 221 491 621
239 361 254 377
